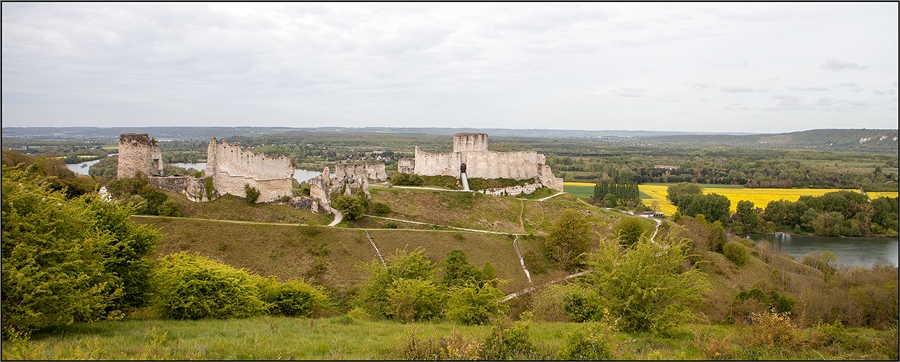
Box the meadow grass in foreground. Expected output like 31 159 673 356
3 316 895 360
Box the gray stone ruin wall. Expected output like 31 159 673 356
206 137 294 203
334 163 387 183
117 133 163 179
308 167 332 213
331 162 385 200
411 133 564 192
453 133 489 152
397 158 415 173
149 176 211 202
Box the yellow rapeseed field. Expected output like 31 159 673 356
638 185 679 215
569 182 895 216
868 192 899 199
564 182 597 187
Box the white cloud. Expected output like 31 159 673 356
820 59 869 71
2 2 897 132
720 86 755 93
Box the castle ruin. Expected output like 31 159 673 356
411 133 564 192
205 137 294 203
117 133 163 179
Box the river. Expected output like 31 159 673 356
67 161 322 183
745 233 898 269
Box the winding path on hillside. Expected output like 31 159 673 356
328 208 343 227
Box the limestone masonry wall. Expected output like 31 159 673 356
149 176 210 202
334 163 387 183
412 133 564 191
117 133 163 179
453 133 489 152
397 158 415 173
206 137 293 203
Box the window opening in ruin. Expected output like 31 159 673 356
460 163 467 173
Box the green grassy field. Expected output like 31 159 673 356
5 315 895 360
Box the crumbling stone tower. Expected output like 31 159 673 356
453 133 489 152
205 137 294 203
117 133 162 179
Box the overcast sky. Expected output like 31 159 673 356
2 2 897 133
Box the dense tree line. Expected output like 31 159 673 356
592 179 640 207
757 192 898 237
666 182 900 237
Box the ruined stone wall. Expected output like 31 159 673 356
479 183 543 197
334 163 387 182
308 170 331 213
117 133 163 179
413 146 461 176
412 133 564 192
397 158 415 173
413 147 564 191
206 137 293 203
453 133 488 152
149 176 211 202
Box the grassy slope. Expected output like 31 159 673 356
134 217 567 294
137 187 660 295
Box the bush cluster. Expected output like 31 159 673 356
358 249 506 325
390 173 424 186
2 166 160 332
152 252 329 320
722 241 749 266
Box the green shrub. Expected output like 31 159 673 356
203 177 215 200
382 222 398 229
385 278 442 323
614 217 647 248
545 209 592 271
390 173 424 186
332 195 368 220
723 241 749 266
373 202 391 215
587 235 709 334
152 252 267 319
258 277 330 317
445 282 508 325
359 248 437 319
106 174 169 215
244 184 260 204
466 177 526 191
157 199 182 217
563 284 603 323
555 323 612 360
2 168 121 330
808 319 851 348
481 312 538 360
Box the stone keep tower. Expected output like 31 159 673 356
117 133 162 179
453 133 488 152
